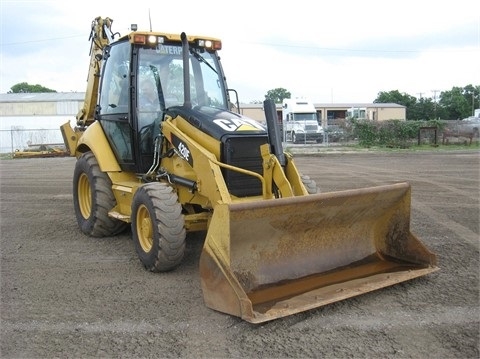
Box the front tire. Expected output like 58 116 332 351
131 183 186 272
73 151 128 237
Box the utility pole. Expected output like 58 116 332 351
432 90 440 119
473 92 475 116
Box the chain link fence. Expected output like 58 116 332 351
0 127 67 158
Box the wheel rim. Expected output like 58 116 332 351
136 204 153 253
78 173 92 219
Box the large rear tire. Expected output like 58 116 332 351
131 183 186 272
73 151 128 237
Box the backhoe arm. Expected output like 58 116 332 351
76 16 114 127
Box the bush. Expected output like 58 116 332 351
350 119 377 147
350 119 443 148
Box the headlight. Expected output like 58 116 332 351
196 39 222 50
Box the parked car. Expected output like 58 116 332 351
325 125 347 142
443 117 480 144
457 117 480 137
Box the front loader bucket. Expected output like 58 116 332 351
199 182 438 324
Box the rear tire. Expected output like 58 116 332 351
131 183 186 272
73 151 128 237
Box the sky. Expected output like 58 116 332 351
1 0 479 104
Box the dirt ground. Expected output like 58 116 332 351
1 149 479 359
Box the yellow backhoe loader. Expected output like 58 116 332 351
61 16 438 324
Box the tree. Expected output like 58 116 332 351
409 97 436 121
374 86 479 121
265 88 291 104
374 90 417 107
439 85 479 120
374 90 418 119
8 82 56 93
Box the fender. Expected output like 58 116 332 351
77 121 121 172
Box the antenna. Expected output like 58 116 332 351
148 9 152 31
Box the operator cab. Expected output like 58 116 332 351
96 33 229 173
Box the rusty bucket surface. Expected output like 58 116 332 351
200 182 438 323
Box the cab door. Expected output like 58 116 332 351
97 40 136 171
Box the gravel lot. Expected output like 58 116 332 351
1 149 479 358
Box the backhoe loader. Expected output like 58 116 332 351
61 16 438 324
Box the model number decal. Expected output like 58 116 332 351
178 142 190 161
171 134 193 167
213 118 265 132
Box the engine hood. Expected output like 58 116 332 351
166 105 267 141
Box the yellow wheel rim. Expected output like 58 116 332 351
137 204 153 253
78 173 92 219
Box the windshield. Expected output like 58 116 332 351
293 113 317 122
137 45 228 110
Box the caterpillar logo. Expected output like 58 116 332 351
213 118 265 132
156 45 182 55
171 134 193 167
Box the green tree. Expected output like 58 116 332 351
374 90 417 107
8 82 56 93
439 85 479 120
374 90 417 119
265 88 291 104
409 97 436 121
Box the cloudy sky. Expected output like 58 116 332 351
1 0 479 103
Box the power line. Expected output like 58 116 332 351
1 35 85 47
5 34 472 55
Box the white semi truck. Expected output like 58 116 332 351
282 98 324 143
